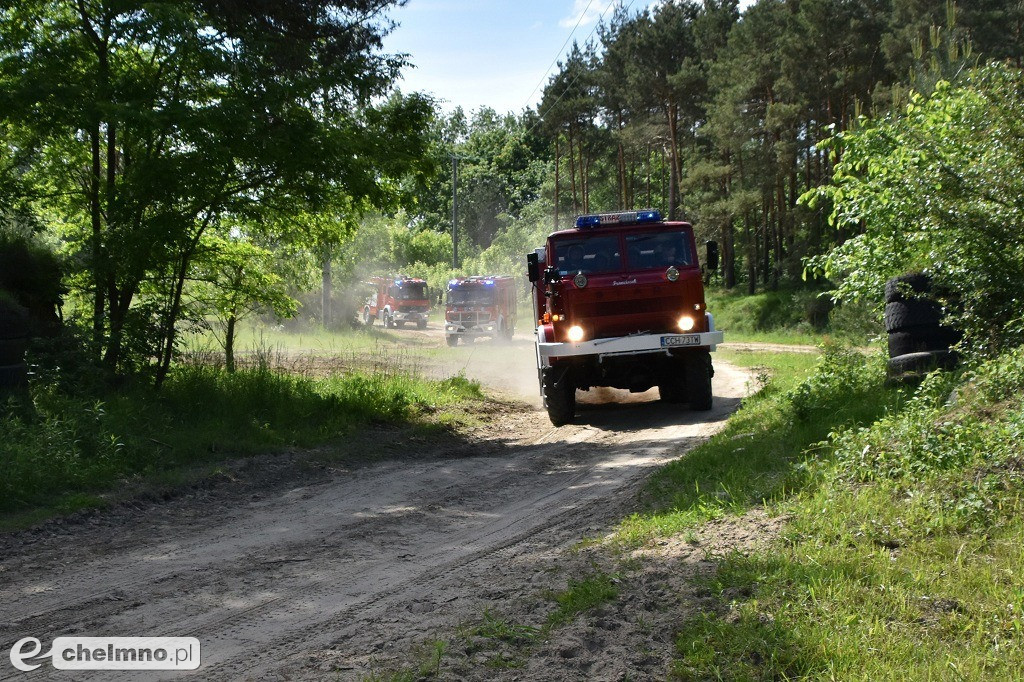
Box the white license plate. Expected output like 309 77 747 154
660 334 700 347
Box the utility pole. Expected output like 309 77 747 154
451 154 458 269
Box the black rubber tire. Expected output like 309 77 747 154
887 325 961 357
685 352 713 411
887 350 958 376
362 308 373 327
542 366 576 426
658 361 687 403
0 362 28 389
384 313 394 329
445 335 458 347
884 273 932 304
0 301 29 339
884 300 942 333
417 320 427 330
0 337 27 365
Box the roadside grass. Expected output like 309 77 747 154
707 285 881 346
452 570 622 671
614 345 907 547
363 640 447 682
0 363 483 525
545 571 621 627
671 348 1024 679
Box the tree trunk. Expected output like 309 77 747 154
321 248 332 328
89 127 104 352
225 313 236 373
554 136 560 230
666 102 680 219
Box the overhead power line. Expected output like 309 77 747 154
519 0 598 113
524 0 638 138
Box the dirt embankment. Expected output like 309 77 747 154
0 330 765 681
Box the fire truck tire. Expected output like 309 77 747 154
0 337 27 366
542 367 575 426
887 325 961 357
502 323 514 340
685 352 713 411
886 350 958 376
884 273 932 303
0 363 28 390
884 300 942 333
395 321 405 329
658 363 687 403
417 320 427 330
362 308 374 327
445 335 458 347
384 313 394 329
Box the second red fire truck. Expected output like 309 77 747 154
444 276 517 346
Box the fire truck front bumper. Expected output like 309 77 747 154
537 330 724 360
394 311 428 322
445 322 497 337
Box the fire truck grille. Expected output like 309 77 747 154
398 305 428 313
574 297 675 319
452 312 491 325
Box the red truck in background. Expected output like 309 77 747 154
444 276 517 346
526 209 723 426
362 275 430 329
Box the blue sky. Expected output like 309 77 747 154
382 0 755 117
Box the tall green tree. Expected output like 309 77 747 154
0 0 432 384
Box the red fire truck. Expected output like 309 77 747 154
444 276 517 346
526 209 723 426
362 275 430 329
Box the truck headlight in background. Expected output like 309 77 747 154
678 315 695 331
573 272 588 288
567 325 585 342
666 266 679 282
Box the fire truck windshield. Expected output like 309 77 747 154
553 235 622 275
447 288 494 306
392 283 426 300
624 230 692 270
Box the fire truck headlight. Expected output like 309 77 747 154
567 325 585 342
573 272 588 288
666 266 679 282
678 315 695 331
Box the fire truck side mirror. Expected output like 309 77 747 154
705 240 720 272
527 252 540 282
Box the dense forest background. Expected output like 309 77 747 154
3 0 1024 380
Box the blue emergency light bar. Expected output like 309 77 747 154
574 209 662 229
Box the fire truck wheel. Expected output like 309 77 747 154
395 321 405 329
502 323 514 340
445 335 458 347
362 308 373 327
658 363 687 403
542 367 575 426
685 352 713 411
417 320 427 330
384 313 394 329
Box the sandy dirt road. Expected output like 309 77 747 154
0 333 753 681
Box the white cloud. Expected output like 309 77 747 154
559 0 616 29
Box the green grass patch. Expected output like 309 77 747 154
708 285 880 346
615 345 906 546
545 571 621 627
0 364 483 519
671 348 1024 680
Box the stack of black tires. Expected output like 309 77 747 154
884 273 960 378
0 298 29 390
